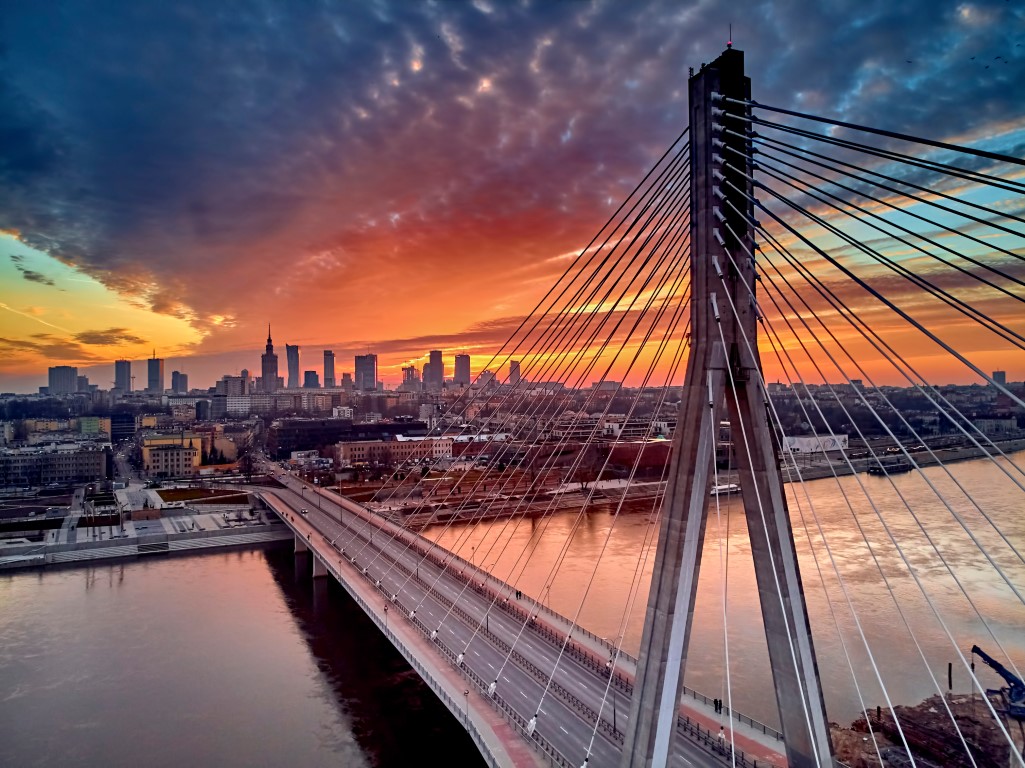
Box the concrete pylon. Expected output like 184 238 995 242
619 47 833 768
312 555 328 578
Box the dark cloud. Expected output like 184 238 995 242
0 333 103 363
0 0 1021 362
73 327 147 346
18 269 55 285
9 253 56 285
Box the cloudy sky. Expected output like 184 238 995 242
1 0 1022 393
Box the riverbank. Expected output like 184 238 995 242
831 692 1023 767
0 507 291 570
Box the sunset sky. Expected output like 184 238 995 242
1 0 1023 393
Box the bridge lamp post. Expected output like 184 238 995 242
384 604 389 629
463 689 469 724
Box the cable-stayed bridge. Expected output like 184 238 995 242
266 46 1024 768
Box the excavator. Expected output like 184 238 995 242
972 645 1025 720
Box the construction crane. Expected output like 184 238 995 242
972 644 1025 719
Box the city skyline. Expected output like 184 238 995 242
2 2 1023 393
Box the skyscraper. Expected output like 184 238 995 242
354 354 377 391
323 350 336 387
509 360 521 386
48 365 78 395
261 325 279 393
454 354 471 387
171 371 188 393
427 349 444 391
114 359 132 392
303 370 320 388
286 344 300 389
147 353 165 393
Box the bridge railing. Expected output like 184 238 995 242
317 553 510 768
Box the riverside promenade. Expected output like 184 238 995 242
0 504 290 570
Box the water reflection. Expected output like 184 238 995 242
425 453 1025 728
0 546 484 768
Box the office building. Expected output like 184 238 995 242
110 413 137 443
261 325 279 393
509 360 521 386
354 354 377 391
48 366 78 396
286 344 300 389
454 354 471 387
993 370 1007 386
114 359 132 392
427 349 444 391
303 370 320 388
147 353 165 393
76 375 90 392
323 350 336 387
171 370 189 394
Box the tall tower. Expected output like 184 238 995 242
323 350 336 388
428 349 444 391
354 353 377 391
261 325 279 393
621 48 831 768
147 352 165 393
286 344 300 389
454 354 471 387
171 370 188 393
48 365 78 395
509 360 521 386
114 359 132 392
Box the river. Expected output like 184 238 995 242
424 451 1025 729
0 546 485 767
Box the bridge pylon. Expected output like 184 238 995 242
620 47 834 768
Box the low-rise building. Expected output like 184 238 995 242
0 443 107 487
336 437 453 466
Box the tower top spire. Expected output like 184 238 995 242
267 323 272 344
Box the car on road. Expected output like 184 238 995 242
300 508 308 515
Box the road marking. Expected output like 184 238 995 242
560 726 568 734
520 690 528 699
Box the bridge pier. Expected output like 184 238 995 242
311 554 328 578
294 532 309 553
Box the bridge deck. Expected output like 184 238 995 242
266 478 789 768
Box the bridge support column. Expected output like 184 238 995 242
294 533 308 553
620 46 833 768
312 555 328 578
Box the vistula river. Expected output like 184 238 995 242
0 546 485 768
2 452 1023 764
425 451 1025 729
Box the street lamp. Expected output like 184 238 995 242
463 689 469 723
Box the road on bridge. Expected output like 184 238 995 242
263 468 782 768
